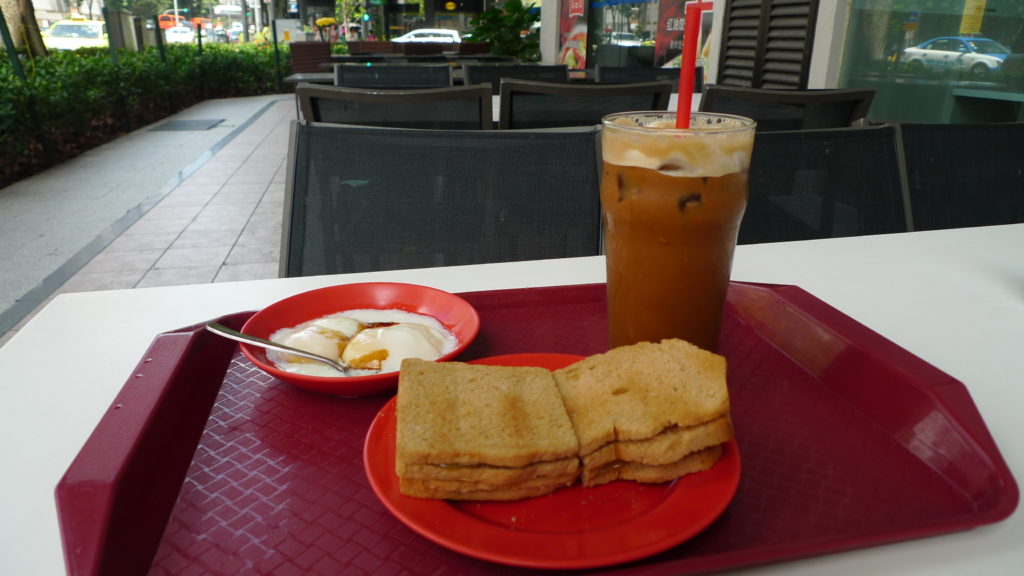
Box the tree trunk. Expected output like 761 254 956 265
18 0 47 56
1 0 23 49
1 0 46 55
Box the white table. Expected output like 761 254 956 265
1 224 1021 575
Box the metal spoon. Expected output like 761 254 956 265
206 322 350 375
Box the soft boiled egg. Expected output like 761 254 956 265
267 309 458 377
342 323 449 372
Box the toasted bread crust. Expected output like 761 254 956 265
400 476 576 501
583 445 723 487
402 456 579 484
396 359 578 470
582 415 734 469
553 339 730 456
401 471 579 493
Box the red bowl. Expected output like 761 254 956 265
239 282 480 396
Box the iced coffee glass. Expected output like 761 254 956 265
600 111 756 351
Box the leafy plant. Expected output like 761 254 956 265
1 43 287 189
467 0 540 62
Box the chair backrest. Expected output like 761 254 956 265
289 41 332 73
282 122 603 277
334 63 453 89
700 85 876 132
463 64 569 94
899 122 1024 231
498 78 673 130
740 124 910 244
594 65 704 93
295 83 493 130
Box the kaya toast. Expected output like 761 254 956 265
553 339 732 487
585 445 723 487
396 358 579 499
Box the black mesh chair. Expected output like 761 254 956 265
333 63 453 89
498 79 673 130
463 64 570 95
899 122 1024 231
700 85 876 132
295 83 492 130
281 122 603 277
740 124 910 244
594 65 704 93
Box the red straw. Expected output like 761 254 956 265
676 1 713 128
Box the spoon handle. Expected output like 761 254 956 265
206 322 347 374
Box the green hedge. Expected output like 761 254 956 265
1 43 291 189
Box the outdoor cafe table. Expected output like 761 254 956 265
0 224 1020 575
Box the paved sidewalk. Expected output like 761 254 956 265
0 94 296 346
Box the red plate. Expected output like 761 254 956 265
363 353 742 570
239 282 480 397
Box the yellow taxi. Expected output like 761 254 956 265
44 18 108 51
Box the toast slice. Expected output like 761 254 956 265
400 470 579 493
583 444 723 487
582 415 733 470
553 339 731 456
402 456 579 484
396 358 579 471
400 475 577 501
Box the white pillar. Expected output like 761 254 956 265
540 0 560 64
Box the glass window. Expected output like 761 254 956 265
839 0 1024 123
50 24 102 39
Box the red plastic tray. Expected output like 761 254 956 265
55 282 1018 576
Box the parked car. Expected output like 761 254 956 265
165 26 196 44
392 29 461 43
43 18 107 51
609 31 642 47
901 36 1010 78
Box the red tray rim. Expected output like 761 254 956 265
54 281 1020 576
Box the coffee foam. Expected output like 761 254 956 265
602 118 754 178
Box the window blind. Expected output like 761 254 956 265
718 0 820 89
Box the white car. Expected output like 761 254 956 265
901 36 1010 78
43 19 107 50
165 26 195 44
392 29 461 43
610 32 642 47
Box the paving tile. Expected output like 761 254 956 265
226 242 280 265
123 215 193 235
154 245 232 268
214 262 280 283
56 270 147 293
156 192 215 208
105 231 180 253
136 266 219 288
230 170 281 185
182 172 231 186
247 208 283 229
173 227 244 248
217 182 268 196
186 212 252 232
207 193 263 208
139 203 205 221
236 223 281 245
191 161 242 179
0 96 295 346
78 249 165 273
169 182 222 197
